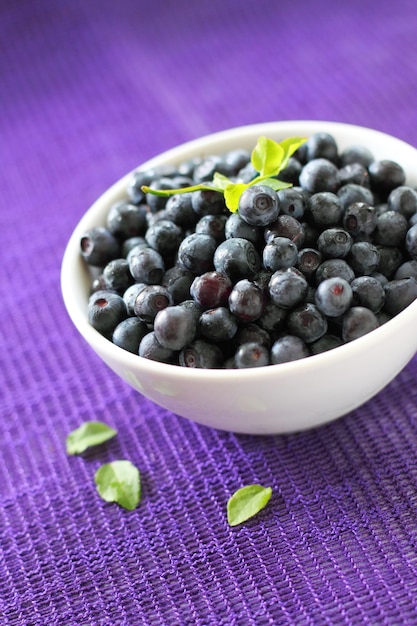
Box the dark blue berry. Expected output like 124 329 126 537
177 233 217 274
228 279 265 322
145 219 183 258
348 242 380 275
374 210 408 246
339 144 374 168
123 283 147 315
387 185 417 219
179 340 224 368
213 237 261 281
271 335 309 364
405 224 417 260
337 184 374 210
263 236 298 271
234 342 270 368
112 317 148 353
287 303 328 343
308 192 343 227
195 214 227 242
309 334 343 355
88 291 128 337
299 158 340 194
80 227 120 267
314 277 353 317
198 307 238 342
342 307 378 342
154 305 197 350
317 228 353 259
101 258 133 294
338 163 370 188
190 271 232 309
296 247 323 280
161 266 194 304
269 267 309 310
368 160 406 199
133 285 172 323
351 276 385 312
238 185 280 226
139 331 177 363
384 278 417 315
264 215 305 248
164 193 197 228
225 212 263 247
315 258 355 284
305 132 338 162
276 187 305 219
128 246 165 284
191 189 226 216
106 200 147 239
343 202 377 238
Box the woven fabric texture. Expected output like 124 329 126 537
2 0 417 624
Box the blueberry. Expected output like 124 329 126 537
373 210 408 246
177 233 217 275
225 212 263 247
213 238 261 281
228 279 265 322
264 215 305 248
342 307 379 342
178 299 203 324
271 335 309 364
317 228 353 259
223 148 251 175
146 177 177 213
145 219 183 258
257 301 287 334
195 214 227 242
339 144 374 168
287 303 328 343
405 224 417 260
88 291 128 337
139 331 177 363
368 160 406 199
384 278 417 315
154 305 197 350
121 236 148 258
128 246 165 284
106 200 147 239
123 282 147 315
337 184 374 210
234 342 270 368
296 247 323 280
161 265 194 304
315 277 353 317
277 157 302 185
238 185 280 226
299 158 340 194
387 185 417 219
376 245 403 279
394 260 417 280
198 307 238 342
305 132 338 163
276 187 305 220
193 155 229 182
343 202 377 238
164 193 197 228
269 267 309 309
308 192 344 227
263 236 298 271
351 276 385 312
112 317 148 353
315 259 355 284
179 339 224 368
190 271 233 309
309 334 344 355
337 163 370 188
234 323 271 350
133 284 172 323
191 189 226 216
80 227 120 267
347 242 380 275
101 258 133 294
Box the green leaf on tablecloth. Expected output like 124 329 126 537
227 484 272 526
95 460 141 510
66 421 117 455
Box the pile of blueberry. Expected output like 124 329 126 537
81 132 417 368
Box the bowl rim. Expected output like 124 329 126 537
61 119 417 383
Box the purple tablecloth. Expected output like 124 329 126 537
3 1 417 624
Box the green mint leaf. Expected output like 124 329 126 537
212 172 233 190
224 182 250 213
227 484 272 526
95 460 141 510
278 136 307 171
258 177 293 191
251 136 284 177
66 421 117 455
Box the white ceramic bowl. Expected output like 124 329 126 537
61 121 417 434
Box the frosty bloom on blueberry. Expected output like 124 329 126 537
81 132 417 368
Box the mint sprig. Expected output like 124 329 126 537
141 135 306 213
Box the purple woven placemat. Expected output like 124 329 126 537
2 1 417 624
